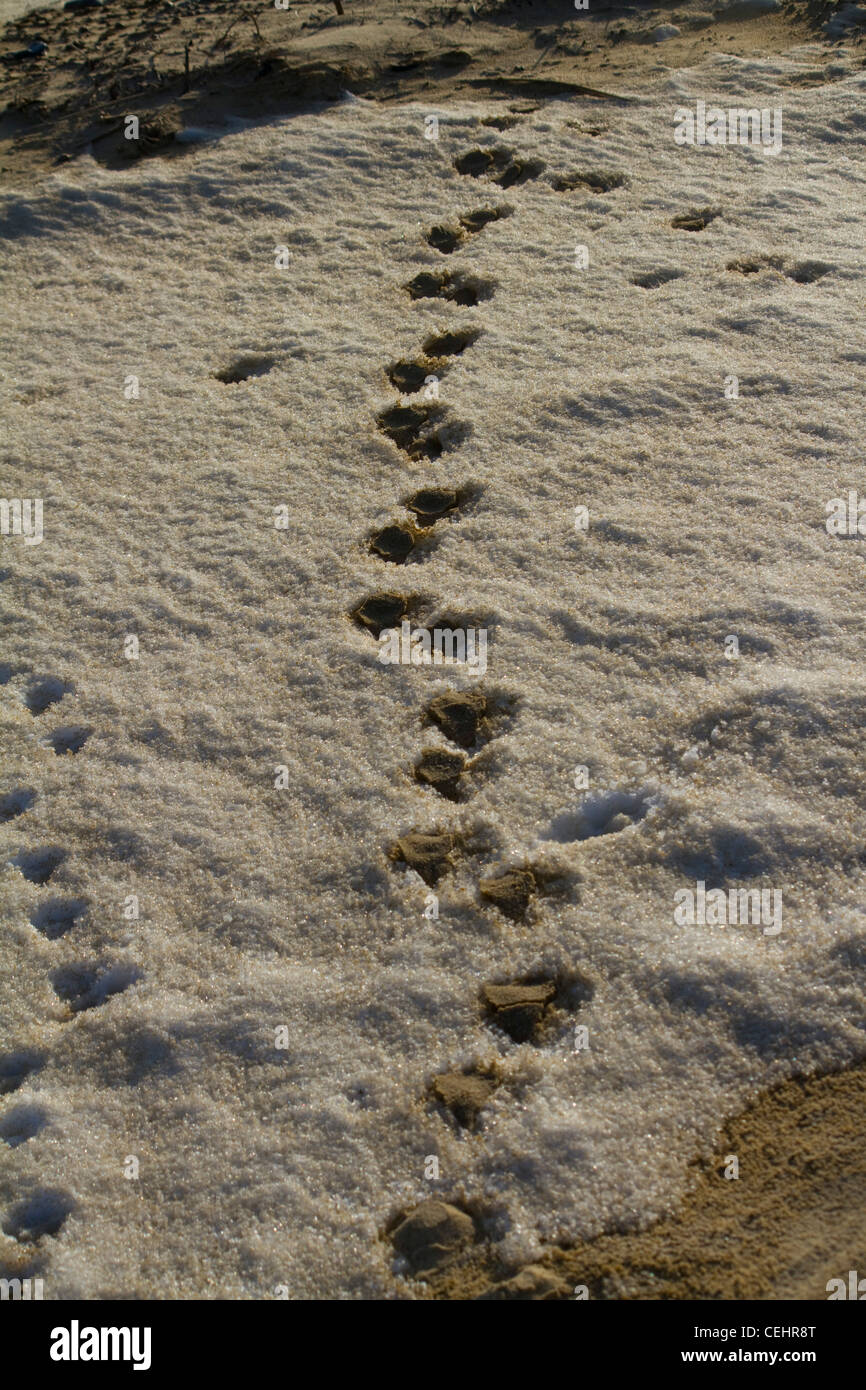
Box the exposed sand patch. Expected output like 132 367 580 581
421 1064 866 1299
0 0 838 184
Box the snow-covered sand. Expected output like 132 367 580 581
2 46 866 1297
0 0 51 23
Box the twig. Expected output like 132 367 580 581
212 6 264 51
212 14 242 50
530 41 557 73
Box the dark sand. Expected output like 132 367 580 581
0 0 842 182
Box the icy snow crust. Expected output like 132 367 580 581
2 53 866 1297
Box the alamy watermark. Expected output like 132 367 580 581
674 880 782 936
674 100 782 157
50 1322 151 1370
0 497 43 545
826 491 866 536
1 1276 44 1300
378 620 488 676
827 1270 866 1299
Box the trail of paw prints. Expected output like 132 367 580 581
361 189 590 1291
726 254 833 283
413 687 508 803
1 673 143 1271
4 671 144 988
667 209 834 287
384 969 594 1289
385 1196 565 1296
452 143 627 200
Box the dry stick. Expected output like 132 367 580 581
530 40 557 73
212 13 242 49
212 6 263 51
183 42 190 93
333 1 344 13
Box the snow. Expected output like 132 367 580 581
717 0 781 15
2 48 866 1298
0 0 58 24
824 5 866 38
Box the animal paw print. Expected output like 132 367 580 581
0 1103 50 1148
51 960 141 1015
424 205 511 255
414 748 467 801
422 327 481 359
0 788 36 822
478 865 538 922
429 1065 500 1129
425 688 504 750
368 522 422 565
352 592 413 637
482 978 556 1043
25 677 73 715
376 401 471 460
670 208 718 231
387 1198 477 1277
213 353 274 384
2 1188 75 1241
390 829 459 886
0 1050 44 1096
481 971 593 1044
726 254 833 283
31 897 90 940
545 788 653 842
48 726 92 756
404 269 495 305
368 486 473 565
388 359 448 394
387 327 481 395
454 147 545 188
553 169 626 194
479 115 522 132
12 847 66 884
631 269 685 290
